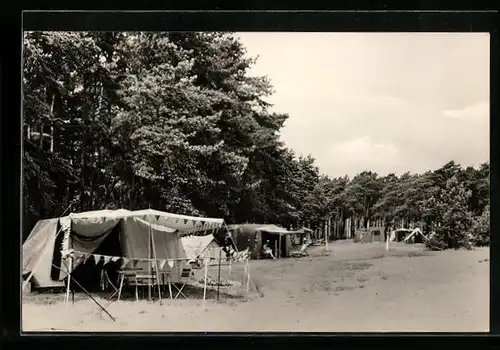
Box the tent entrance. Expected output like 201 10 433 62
260 232 289 258
69 221 124 293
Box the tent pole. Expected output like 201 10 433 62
203 259 208 304
167 272 173 299
217 249 222 301
223 222 239 254
148 221 152 301
150 226 162 302
65 255 73 306
56 262 115 322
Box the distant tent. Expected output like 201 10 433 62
22 208 226 290
403 228 428 243
354 227 384 243
181 234 224 263
389 228 414 242
228 224 300 259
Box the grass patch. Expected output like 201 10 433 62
348 262 373 270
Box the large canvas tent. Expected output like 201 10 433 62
22 209 226 290
228 224 305 259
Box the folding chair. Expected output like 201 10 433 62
173 267 193 299
102 270 120 300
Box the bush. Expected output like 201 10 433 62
425 233 448 251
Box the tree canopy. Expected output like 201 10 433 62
23 31 490 250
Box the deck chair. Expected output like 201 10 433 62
291 243 309 258
235 247 250 262
102 270 120 300
173 266 193 299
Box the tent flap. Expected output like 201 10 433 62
22 218 65 288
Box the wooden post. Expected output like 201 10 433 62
328 217 331 241
148 222 152 301
278 234 282 259
274 240 278 259
150 226 162 302
386 230 390 251
246 260 250 293
217 249 222 301
65 256 73 306
203 259 208 303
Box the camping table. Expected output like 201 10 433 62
117 269 154 301
117 269 176 301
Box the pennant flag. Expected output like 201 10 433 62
184 219 188 225
159 259 167 269
94 254 102 264
121 258 130 268
132 259 139 268
103 256 112 266
167 260 175 268
155 215 160 221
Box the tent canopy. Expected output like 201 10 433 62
68 208 224 235
228 223 303 235
23 208 227 288
256 224 306 235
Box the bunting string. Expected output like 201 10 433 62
65 250 192 268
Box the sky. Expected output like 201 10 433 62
237 32 490 178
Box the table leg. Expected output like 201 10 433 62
118 274 125 301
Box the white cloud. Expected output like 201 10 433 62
328 137 401 176
442 101 489 121
238 32 490 177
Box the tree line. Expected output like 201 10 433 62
23 31 489 250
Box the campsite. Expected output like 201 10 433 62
22 241 489 332
22 31 489 333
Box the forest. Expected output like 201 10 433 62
23 31 490 250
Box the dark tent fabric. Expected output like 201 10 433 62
228 224 295 259
23 208 225 288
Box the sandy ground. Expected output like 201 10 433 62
22 241 489 332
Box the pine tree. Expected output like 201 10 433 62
426 175 473 250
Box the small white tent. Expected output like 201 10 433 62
181 234 223 263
